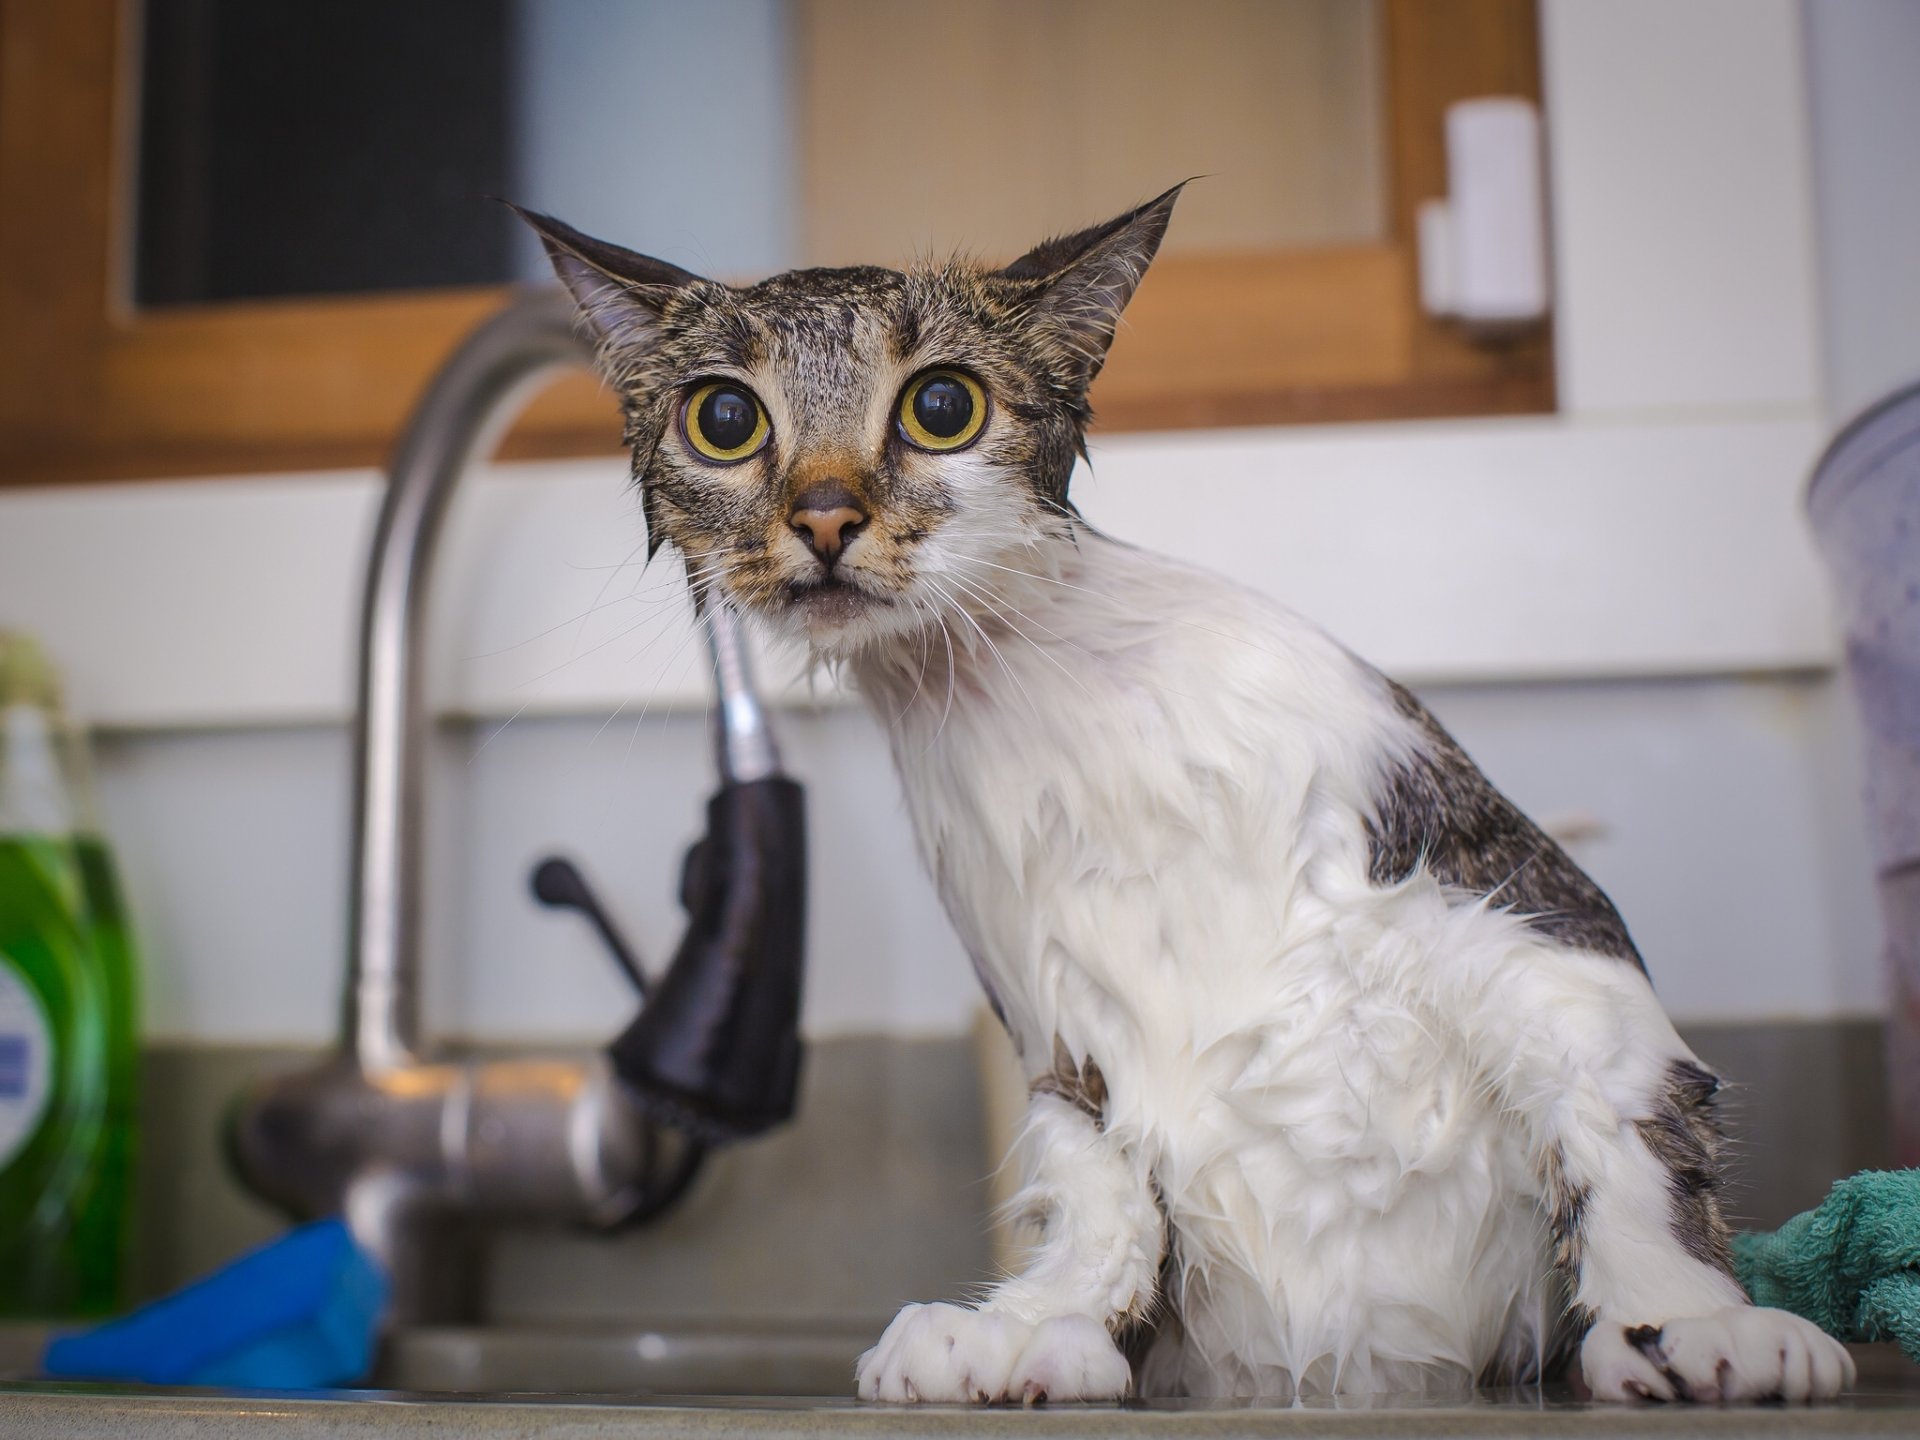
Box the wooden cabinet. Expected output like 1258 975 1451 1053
0 0 1551 486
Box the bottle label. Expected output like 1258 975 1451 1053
0 952 52 1170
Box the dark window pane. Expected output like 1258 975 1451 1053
136 0 514 306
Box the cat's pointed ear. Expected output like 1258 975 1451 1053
506 203 706 360
1001 182 1186 384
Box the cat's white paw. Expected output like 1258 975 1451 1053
1581 1306 1855 1403
855 1303 1129 1404
1008 1314 1133 1404
856 1303 1031 1403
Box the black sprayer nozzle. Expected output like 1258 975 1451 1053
607 776 806 1143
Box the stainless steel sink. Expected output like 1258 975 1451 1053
375 1319 870 1397
1 1319 868 1398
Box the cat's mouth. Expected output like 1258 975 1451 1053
784 573 891 625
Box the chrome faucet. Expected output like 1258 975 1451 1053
231 290 807 1323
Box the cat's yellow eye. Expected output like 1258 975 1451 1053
897 369 988 453
683 381 770 464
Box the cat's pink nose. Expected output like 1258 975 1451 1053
789 486 867 564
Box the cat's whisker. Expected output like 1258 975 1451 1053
604 602 719 769
508 592 696 694
468 697 538 766
459 560 715 665
623 596 708 672
896 588 961 752
471 600 693 761
672 560 736 594
565 557 653 573
926 576 1038 720
460 588 655 664
589 689 636 746
568 537 649 661
937 568 1088 665
629 602 715 739
894 596 938 723
928 598 959 749
952 552 1297 667
945 560 1208 706
941 572 1097 706
470 592 699 764
587 587 726 750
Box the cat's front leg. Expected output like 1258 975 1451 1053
1498 961 1856 1402
1563 1089 1854 1402
856 1088 1162 1404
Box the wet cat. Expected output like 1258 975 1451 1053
519 188 1852 1404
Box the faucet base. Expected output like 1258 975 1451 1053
230 1051 673 1325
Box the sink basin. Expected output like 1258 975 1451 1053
377 1319 870 1397
0 1318 870 1398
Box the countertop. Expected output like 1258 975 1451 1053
6 1325 1919 1437
9 1364 1920 1440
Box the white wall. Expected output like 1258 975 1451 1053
1543 0 1822 418
1423 677 1878 1023
95 710 980 1046
95 674 1880 1046
1802 0 1920 423
6 0 1894 1044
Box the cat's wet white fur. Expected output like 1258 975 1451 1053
837 527 1851 1403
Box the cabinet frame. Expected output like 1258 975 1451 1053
0 0 1551 486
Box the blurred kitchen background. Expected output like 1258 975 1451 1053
1 0 1916 1326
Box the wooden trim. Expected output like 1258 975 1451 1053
0 0 624 485
0 0 1550 487
0 0 121 462
1097 371 1554 436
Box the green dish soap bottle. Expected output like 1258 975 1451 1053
0 633 139 1317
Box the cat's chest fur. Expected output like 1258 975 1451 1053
857 530 1418 1076
852 531 1555 1393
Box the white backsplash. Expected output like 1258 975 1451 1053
91 669 1883 1046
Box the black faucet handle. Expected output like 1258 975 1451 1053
530 855 649 998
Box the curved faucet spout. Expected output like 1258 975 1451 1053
343 289 778 1071
345 289 583 1069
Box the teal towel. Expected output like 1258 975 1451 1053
1734 1169 1920 1362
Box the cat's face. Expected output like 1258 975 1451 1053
517 189 1179 655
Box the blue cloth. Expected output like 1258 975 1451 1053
42 1218 387 1389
